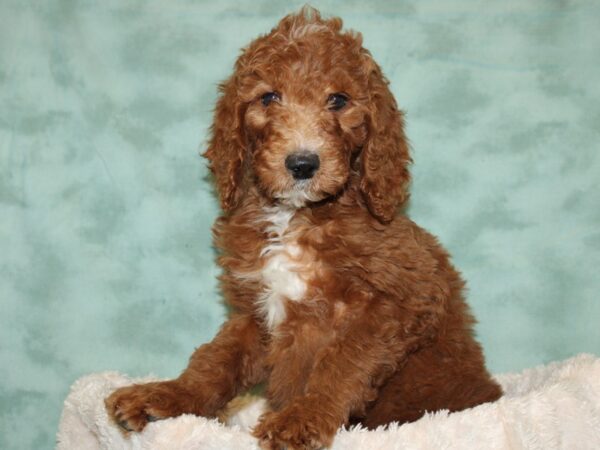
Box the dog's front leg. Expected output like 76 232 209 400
253 315 412 450
105 314 266 433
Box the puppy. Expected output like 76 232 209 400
105 7 502 450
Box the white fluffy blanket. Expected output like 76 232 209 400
57 354 600 449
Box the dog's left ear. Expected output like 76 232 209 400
360 60 411 223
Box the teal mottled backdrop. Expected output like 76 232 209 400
1 1 599 448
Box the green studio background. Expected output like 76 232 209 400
1 1 599 448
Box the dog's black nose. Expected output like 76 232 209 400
285 152 320 180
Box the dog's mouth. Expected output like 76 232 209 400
274 177 349 209
275 180 324 208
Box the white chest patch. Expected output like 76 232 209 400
257 206 308 331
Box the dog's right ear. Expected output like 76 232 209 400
203 76 247 212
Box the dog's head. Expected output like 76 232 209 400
204 7 410 223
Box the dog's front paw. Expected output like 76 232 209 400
104 381 192 433
253 401 339 450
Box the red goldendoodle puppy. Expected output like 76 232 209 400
105 8 502 449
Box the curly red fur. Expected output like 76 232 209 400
105 8 501 449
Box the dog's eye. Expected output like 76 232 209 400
327 93 349 111
261 92 280 106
